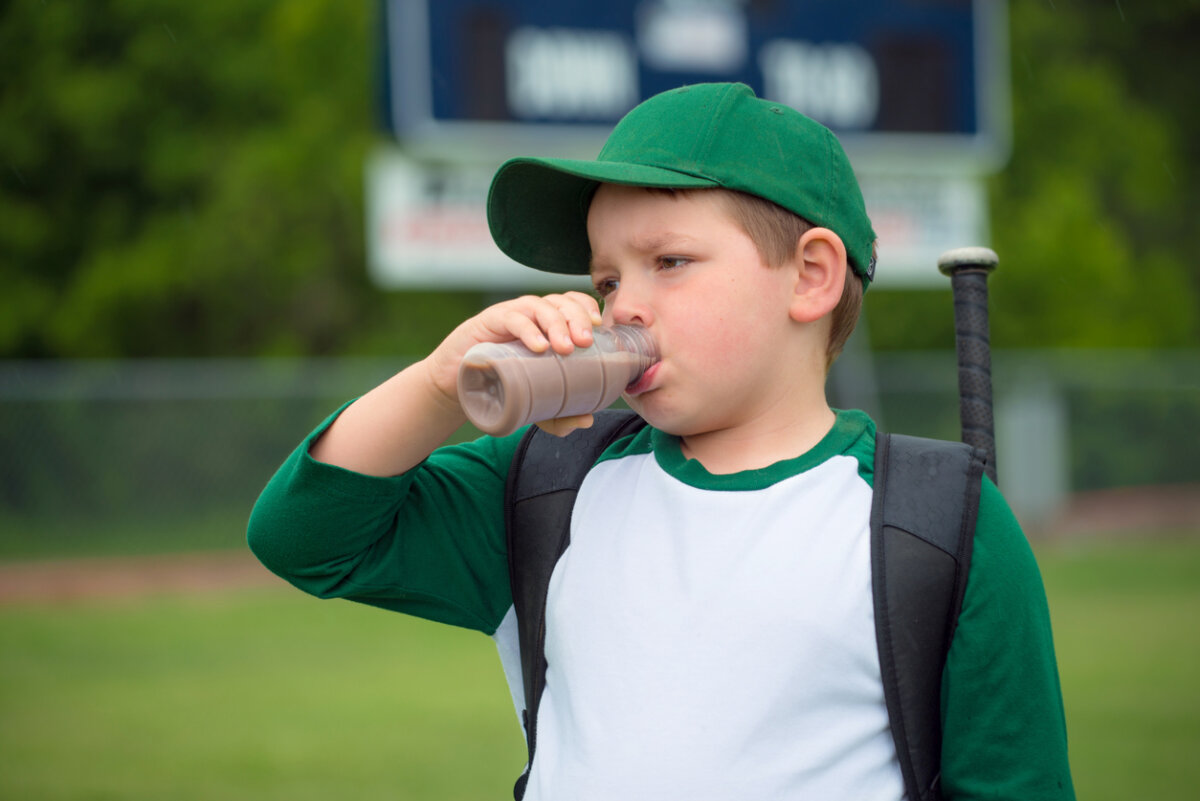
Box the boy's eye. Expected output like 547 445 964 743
593 277 619 298
658 256 689 270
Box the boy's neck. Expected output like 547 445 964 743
678 400 838 475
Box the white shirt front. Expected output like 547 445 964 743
496 439 904 801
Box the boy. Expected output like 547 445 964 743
249 83 1074 799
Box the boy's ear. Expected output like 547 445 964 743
788 228 848 324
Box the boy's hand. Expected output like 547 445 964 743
424 291 604 411
311 291 602 476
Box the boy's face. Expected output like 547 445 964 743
587 184 805 438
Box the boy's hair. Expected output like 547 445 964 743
704 188 864 368
487 82 878 287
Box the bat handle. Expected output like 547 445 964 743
938 247 999 485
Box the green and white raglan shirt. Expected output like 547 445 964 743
249 407 1075 801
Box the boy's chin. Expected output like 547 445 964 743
626 399 703 438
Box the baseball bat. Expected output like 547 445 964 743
938 247 999 485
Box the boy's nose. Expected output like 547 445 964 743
604 286 652 329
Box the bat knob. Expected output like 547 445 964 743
938 246 999 276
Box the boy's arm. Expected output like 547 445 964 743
939 480 1076 800
309 291 603 477
248 407 524 632
247 291 603 631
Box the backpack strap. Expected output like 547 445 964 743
505 409 646 801
871 433 986 801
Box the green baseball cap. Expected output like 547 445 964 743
487 82 877 285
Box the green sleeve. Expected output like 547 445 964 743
246 404 526 635
939 478 1076 799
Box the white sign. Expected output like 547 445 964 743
366 148 988 291
860 173 990 287
365 148 590 290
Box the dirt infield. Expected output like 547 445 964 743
1038 483 1200 539
1 485 1196 605
0 550 279 604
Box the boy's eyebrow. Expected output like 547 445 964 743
631 231 695 252
589 232 697 273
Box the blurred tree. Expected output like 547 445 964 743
0 0 472 358
867 0 1198 350
1 1 1195 358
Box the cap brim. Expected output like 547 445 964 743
488 157 719 275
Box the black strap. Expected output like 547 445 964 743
871 433 985 801
504 409 645 800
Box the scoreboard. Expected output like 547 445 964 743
381 0 1009 168
369 0 1010 289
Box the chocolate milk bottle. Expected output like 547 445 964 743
457 325 658 436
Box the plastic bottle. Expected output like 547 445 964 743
457 325 658 436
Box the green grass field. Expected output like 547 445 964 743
1036 535 1200 800
1 535 1197 800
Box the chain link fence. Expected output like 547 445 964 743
0 359 405 558
854 349 1200 522
2 350 1197 558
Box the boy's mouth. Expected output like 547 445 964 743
625 361 660 397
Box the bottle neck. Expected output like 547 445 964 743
609 325 659 366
